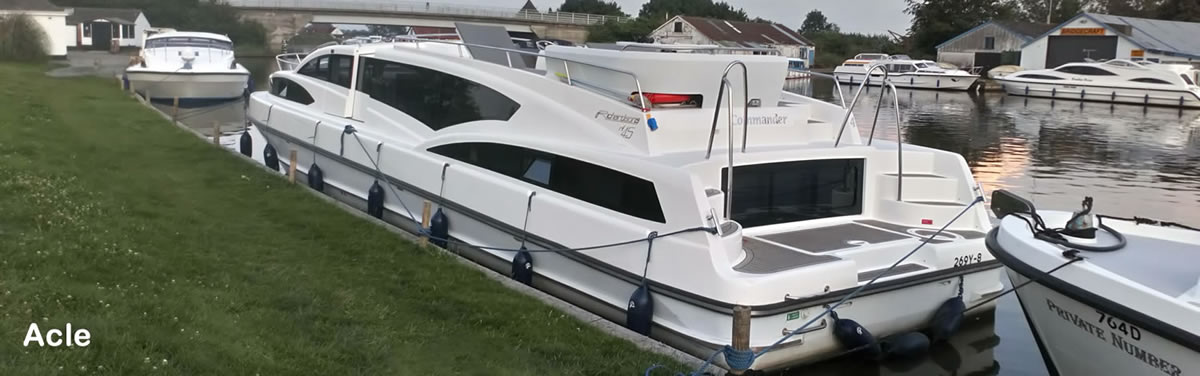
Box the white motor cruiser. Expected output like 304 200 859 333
833 54 979 91
248 24 1003 372
995 59 1200 108
125 32 250 102
988 190 1200 376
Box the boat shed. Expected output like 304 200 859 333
649 15 816 68
0 0 70 57
65 7 150 50
936 20 1055 73
1020 13 1200 69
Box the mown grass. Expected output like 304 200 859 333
0 63 686 375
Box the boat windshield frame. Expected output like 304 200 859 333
145 37 234 50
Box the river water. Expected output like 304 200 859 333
165 59 1200 375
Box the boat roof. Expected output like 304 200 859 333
147 31 231 42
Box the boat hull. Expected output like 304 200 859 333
996 79 1200 108
834 72 977 91
254 120 1006 371
126 71 249 101
1005 269 1197 376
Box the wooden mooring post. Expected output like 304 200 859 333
171 97 179 123
731 305 752 374
212 121 221 144
420 201 432 247
287 150 298 183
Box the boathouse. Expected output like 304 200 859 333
1020 13 1200 69
65 7 150 50
648 15 816 68
0 0 70 57
936 20 1055 73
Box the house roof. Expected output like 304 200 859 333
936 20 1055 50
1079 13 1200 59
520 0 539 13
66 7 142 24
0 0 63 11
676 16 812 48
992 20 1056 39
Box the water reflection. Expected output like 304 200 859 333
817 82 1200 224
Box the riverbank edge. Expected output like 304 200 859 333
126 81 719 374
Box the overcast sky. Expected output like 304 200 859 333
371 1 912 35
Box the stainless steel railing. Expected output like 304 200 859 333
618 43 783 56
828 65 906 201
225 0 629 26
704 61 749 219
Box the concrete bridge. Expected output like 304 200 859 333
224 0 629 50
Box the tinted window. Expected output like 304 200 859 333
270 77 314 105
358 58 520 131
430 142 665 222
298 54 353 88
1182 74 1196 86
1130 77 1172 84
1015 74 1063 80
1055 66 1117 76
723 159 864 228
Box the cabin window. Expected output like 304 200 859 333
1015 74 1063 80
673 22 683 32
269 77 314 105
298 54 353 89
1129 77 1172 85
1182 74 1196 86
723 159 864 228
984 37 995 50
358 57 520 131
83 23 91 37
429 142 666 223
1055 66 1117 76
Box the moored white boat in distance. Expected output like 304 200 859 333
987 191 1200 376
125 31 250 102
248 24 1003 372
995 59 1200 108
833 54 978 90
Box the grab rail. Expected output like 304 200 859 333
831 64 906 201
390 36 649 110
275 53 305 71
703 61 749 219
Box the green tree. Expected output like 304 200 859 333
1016 0 1090 23
0 14 49 62
799 10 835 34
637 0 749 22
805 30 902 68
1097 0 1162 16
905 0 1017 56
586 18 658 42
559 0 626 16
1155 0 1200 21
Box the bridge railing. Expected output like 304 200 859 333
223 0 630 25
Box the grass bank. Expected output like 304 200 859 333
0 63 686 374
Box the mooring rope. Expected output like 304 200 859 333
964 253 1083 313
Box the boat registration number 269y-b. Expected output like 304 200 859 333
952 253 984 267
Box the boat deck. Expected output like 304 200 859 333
735 219 984 275
1085 230 1200 298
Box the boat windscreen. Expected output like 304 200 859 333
145 37 233 50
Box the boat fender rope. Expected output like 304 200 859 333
956 275 964 298
339 125 357 156
641 231 659 282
